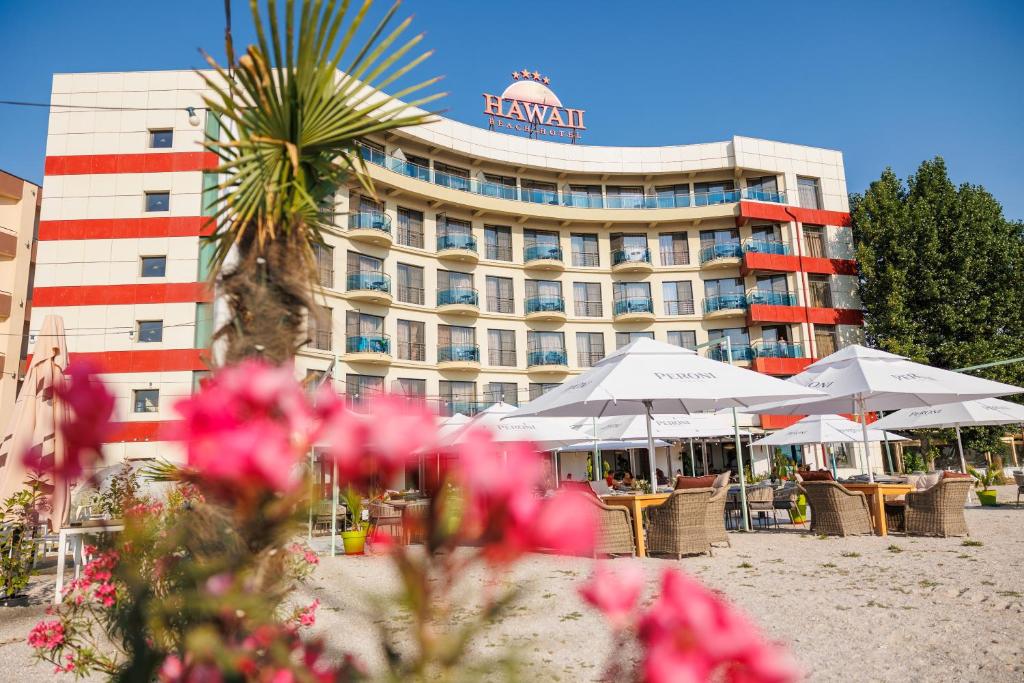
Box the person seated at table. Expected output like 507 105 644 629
615 472 635 491
655 468 668 486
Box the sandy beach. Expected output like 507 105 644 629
2 485 1022 682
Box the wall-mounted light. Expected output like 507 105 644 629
186 107 200 127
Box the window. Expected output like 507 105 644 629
482 173 517 200
303 369 326 397
571 233 600 267
523 229 561 260
663 281 695 315
439 380 476 416
136 320 163 343
613 282 652 313
610 233 649 264
655 184 690 208
693 180 736 206
140 256 167 277
700 228 740 248
573 282 603 317
797 177 822 209
439 216 473 249
393 378 426 399
313 242 334 288
346 374 384 409
149 129 173 148
485 382 518 407
705 277 744 298
486 276 514 314
307 305 332 351
402 153 430 181
751 224 781 243
814 324 838 357
606 185 644 209
487 329 517 366
667 330 697 350
434 161 470 191
529 383 561 401
807 274 833 308
192 370 212 394
525 279 563 312
346 250 383 275
521 178 558 204
745 175 779 200
396 320 425 361
576 332 605 367
708 328 751 360
803 225 827 258
438 270 474 305
527 331 566 365
761 325 792 344
566 184 603 208
396 263 425 304
397 207 424 248
484 225 512 261
133 389 159 413
659 232 689 265
145 191 170 212
756 274 790 294
438 325 477 361
194 302 213 348
615 331 654 349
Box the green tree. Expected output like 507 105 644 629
202 0 442 363
851 157 1024 457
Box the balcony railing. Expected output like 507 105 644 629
577 351 605 367
698 243 743 263
709 344 754 362
613 297 654 316
397 285 424 305
611 248 651 266
524 244 563 262
527 349 568 367
664 299 696 315
487 296 515 314
571 251 600 267
437 233 477 252
346 271 391 294
746 290 797 307
525 295 565 314
356 141 788 211
397 342 425 361
348 211 392 234
742 239 791 256
574 301 603 317
438 344 480 363
437 288 479 307
702 294 748 314
488 349 517 366
741 188 786 204
753 341 805 359
345 334 391 354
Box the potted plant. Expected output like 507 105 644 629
968 467 999 506
1 483 46 606
340 487 369 555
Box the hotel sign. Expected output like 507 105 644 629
483 70 586 142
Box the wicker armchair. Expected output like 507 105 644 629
799 481 873 537
1014 471 1024 507
646 488 713 558
746 485 776 529
580 494 636 557
904 478 972 537
773 482 802 526
369 501 402 538
706 485 730 547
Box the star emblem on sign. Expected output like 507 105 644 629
512 71 520 80
542 76 551 85
520 68 531 78
531 71 541 80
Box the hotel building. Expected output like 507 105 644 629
33 70 867 474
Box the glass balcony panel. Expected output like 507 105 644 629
345 334 391 354
742 239 790 256
527 350 568 366
524 244 564 262
438 344 480 363
701 294 748 314
698 243 743 263
747 290 797 306
525 296 566 314
754 341 804 358
741 188 786 203
437 234 478 252
437 288 479 307
346 271 391 293
611 248 652 266
709 345 753 362
348 211 392 233
613 297 654 316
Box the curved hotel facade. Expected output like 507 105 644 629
34 70 865 469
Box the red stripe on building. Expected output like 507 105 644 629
746 305 864 326
738 201 851 227
109 420 183 443
751 357 815 376
739 251 858 277
26 349 208 374
38 216 215 241
33 282 212 307
44 152 219 176
805 307 864 326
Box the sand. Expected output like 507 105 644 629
1 484 1022 682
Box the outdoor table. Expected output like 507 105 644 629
601 492 671 558
386 499 429 545
54 523 124 604
841 482 913 536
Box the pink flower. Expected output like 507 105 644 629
531 491 598 557
25 362 114 481
298 599 319 627
366 527 395 554
579 562 646 629
27 620 65 651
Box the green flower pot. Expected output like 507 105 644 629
977 490 998 507
341 527 368 555
789 494 808 524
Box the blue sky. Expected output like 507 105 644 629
1 1 1022 218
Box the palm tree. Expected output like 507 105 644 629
201 0 442 364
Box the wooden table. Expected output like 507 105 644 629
842 482 913 536
601 493 671 558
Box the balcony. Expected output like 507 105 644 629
344 334 392 365
702 294 748 318
664 299 696 316
746 290 797 307
741 188 787 204
611 248 653 274
694 189 741 206
523 244 564 271
613 296 655 323
521 188 560 205
751 341 813 375
525 295 567 322
0 290 11 320
709 344 754 363
437 233 478 263
742 239 790 256
437 288 480 316
699 243 743 269
740 239 799 275
346 272 392 305
527 349 570 374
0 230 17 260
437 344 481 371
347 211 393 246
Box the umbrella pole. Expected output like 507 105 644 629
859 396 874 483
879 411 895 474
954 425 968 474
733 408 750 532
688 438 696 477
643 400 658 493
702 439 708 475
592 416 600 482
308 448 315 541
330 458 339 556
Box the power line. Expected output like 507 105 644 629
0 100 208 113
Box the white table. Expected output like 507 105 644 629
54 524 124 604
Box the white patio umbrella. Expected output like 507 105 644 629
744 345 1024 481
872 398 1024 473
751 414 906 472
510 338 825 530
440 402 590 450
